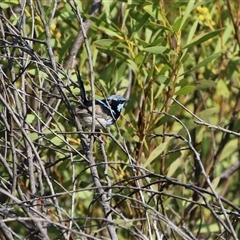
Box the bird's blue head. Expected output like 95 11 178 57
107 95 128 113
96 95 128 120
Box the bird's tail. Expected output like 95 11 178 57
76 67 87 104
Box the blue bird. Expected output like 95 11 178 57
75 69 128 129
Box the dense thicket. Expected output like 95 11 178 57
0 1 240 239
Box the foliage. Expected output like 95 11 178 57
0 0 240 239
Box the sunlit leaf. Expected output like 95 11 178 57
183 29 225 49
181 52 222 76
195 80 217 90
199 108 219 121
175 86 196 95
94 39 128 48
144 46 177 55
144 141 170 168
167 158 183 177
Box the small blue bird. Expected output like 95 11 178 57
75 69 128 129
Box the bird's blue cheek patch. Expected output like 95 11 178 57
117 103 125 112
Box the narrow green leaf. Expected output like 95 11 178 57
144 141 170 167
173 17 183 32
26 114 36 124
175 86 196 96
143 4 162 21
180 51 222 76
180 19 199 63
99 61 115 83
131 12 150 33
127 59 138 72
199 108 219 121
144 46 177 55
219 139 237 162
96 48 130 61
195 80 217 90
94 39 127 48
102 0 111 24
167 158 183 177
97 25 123 38
179 0 195 31
183 29 225 49
147 21 172 32
186 19 199 45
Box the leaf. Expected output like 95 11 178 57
195 80 217 90
183 29 225 49
211 176 220 189
147 21 172 32
144 141 170 168
180 19 199 62
135 38 150 48
219 139 238 162
29 132 38 142
46 134 65 147
94 39 128 48
186 19 199 45
180 51 222 76
167 158 183 177
96 48 130 60
131 12 150 33
127 59 138 72
144 46 177 55
1 0 18 9
199 108 219 121
173 17 183 32
215 79 230 98
143 4 162 21
26 114 36 124
175 86 196 96
99 61 115 83
179 0 195 31
157 75 169 85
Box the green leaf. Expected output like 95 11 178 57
130 11 150 34
181 51 222 76
135 38 150 48
94 39 128 48
195 80 217 90
219 139 238 162
26 114 36 124
180 19 199 62
135 52 146 65
179 0 195 31
215 79 230 98
199 108 219 121
186 19 199 45
167 158 183 177
127 59 138 72
99 61 115 83
100 27 121 38
183 29 225 49
144 141 170 167
175 86 196 96
147 21 172 32
1 0 18 9
157 75 169 85
143 4 162 21
96 48 130 61
144 46 177 55
173 17 183 32
29 132 38 142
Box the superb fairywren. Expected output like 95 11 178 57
75 69 128 129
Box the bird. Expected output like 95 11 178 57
74 68 128 129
